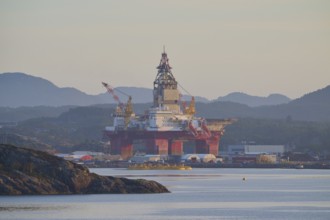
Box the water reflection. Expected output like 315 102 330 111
0 168 330 220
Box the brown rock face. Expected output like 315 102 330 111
0 144 169 195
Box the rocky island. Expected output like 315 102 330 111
0 144 169 195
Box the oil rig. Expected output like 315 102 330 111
103 50 234 159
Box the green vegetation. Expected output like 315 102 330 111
1 105 329 154
0 106 73 122
221 118 330 153
0 133 52 151
1 106 114 152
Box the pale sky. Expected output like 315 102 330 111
1 0 329 99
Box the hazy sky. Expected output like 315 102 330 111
1 0 329 99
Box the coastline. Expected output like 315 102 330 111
84 161 330 169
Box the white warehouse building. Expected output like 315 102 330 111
227 145 285 155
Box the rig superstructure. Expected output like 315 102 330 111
103 50 234 159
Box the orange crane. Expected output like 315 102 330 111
102 82 125 111
185 96 196 115
178 83 195 116
178 90 195 116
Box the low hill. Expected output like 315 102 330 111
291 85 330 105
1 83 329 124
0 133 52 152
220 118 330 153
0 72 329 122
198 85 330 122
0 106 74 122
98 87 209 103
254 85 330 121
3 110 330 154
2 72 290 108
0 144 169 195
216 92 291 107
0 72 104 107
0 72 209 107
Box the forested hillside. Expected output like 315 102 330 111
221 118 330 153
1 105 329 154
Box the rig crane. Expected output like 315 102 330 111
102 82 134 128
102 82 124 110
178 83 196 116
178 92 196 116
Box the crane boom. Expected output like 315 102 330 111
102 82 125 110
102 82 135 128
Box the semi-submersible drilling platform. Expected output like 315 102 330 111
103 50 234 159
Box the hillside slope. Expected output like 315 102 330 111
1 72 329 121
0 72 102 107
216 92 291 107
0 72 208 107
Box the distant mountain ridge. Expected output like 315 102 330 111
0 72 102 107
1 72 329 121
216 92 291 107
1 72 291 107
198 85 330 121
290 85 330 105
0 72 154 107
0 77 329 122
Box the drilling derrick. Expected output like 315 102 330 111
153 50 180 113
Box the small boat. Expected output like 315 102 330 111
295 164 304 169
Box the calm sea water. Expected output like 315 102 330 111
1 168 330 220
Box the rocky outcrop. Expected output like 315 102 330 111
0 144 169 195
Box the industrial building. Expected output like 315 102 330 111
227 144 285 155
224 144 285 164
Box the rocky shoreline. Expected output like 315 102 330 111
0 144 169 195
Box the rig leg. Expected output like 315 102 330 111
169 140 183 155
110 138 121 155
207 136 220 156
111 138 133 160
195 140 209 154
145 139 168 155
195 137 220 156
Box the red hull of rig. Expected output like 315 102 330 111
104 129 225 160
